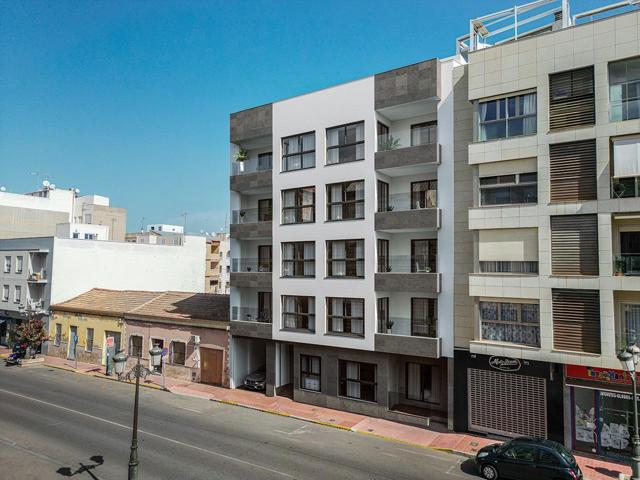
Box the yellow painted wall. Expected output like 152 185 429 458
49 311 125 364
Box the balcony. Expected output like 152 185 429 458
375 192 440 232
230 157 272 193
376 255 440 293
375 316 440 357
27 270 48 283
230 306 272 339
230 258 272 289
230 103 272 144
375 127 439 176
230 207 272 240
375 59 439 113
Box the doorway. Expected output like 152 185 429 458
67 326 78 360
200 347 224 386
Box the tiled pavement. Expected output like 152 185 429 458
34 355 631 479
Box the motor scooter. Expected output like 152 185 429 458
5 343 27 366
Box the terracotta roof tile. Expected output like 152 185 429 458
127 291 229 325
51 289 163 317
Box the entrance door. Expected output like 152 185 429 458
105 331 122 370
200 347 223 385
151 338 164 373
67 326 78 360
0 319 7 346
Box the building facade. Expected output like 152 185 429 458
205 232 230 294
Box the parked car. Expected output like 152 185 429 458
475 437 582 480
243 367 266 391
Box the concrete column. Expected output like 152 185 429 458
265 340 276 397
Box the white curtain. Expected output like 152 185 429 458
332 242 346 276
614 137 640 177
478 101 489 141
351 300 364 335
522 93 537 135
331 298 344 332
304 242 315 276
282 244 294 276
283 296 296 329
307 298 315 330
283 191 296 223
327 128 340 147
346 362 360 398
302 132 315 151
330 184 343 220
356 241 364 277
355 122 364 142
355 182 365 218
624 303 640 345
302 189 314 222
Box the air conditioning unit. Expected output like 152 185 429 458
191 335 201 345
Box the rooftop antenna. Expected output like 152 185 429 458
223 212 228 231
181 211 188 233
140 217 146 232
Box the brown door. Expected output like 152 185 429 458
200 347 223 386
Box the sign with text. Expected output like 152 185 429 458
566 364 630 385
488 356 521 372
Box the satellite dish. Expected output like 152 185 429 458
49 184 56 190
42 180 50 187
74 188 80 194
0 186 6 192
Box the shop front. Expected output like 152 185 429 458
566 364 636 460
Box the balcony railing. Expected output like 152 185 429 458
231 157 272 176
614 255 640 276
27 270 47 282
479 261 538 274
377 316 437 338
379 191 437 212
377 126 437 152
377 255 435 273
612 177 640 199
481 321 540 348
231 258 272 273
231 207 272 224
231 306 272 323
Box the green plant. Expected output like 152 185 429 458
386 205 395 212
615 256 627 274
16 318 49 358
386 320 394 331
234 149 248 162
613 181 626 198
378 135 400 151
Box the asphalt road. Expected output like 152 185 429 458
0 365 479 480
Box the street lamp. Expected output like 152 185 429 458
113 350 153 480
618 344 640 480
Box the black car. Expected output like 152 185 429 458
243 367 266 391
475 437 582 480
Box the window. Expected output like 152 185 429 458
86 328 94 352
2 285 8 302
551 215 599 276
411 298 437 337
54 324 61 346
612 137 640 198
282 132 315 171
479 172 537 206
411 180 437 209
282 187 315 224
4 256 10 273
327 121 365 165
480 301 540 347
258 199 272 221
170 341 186 365
503 446 535 462
406 363 440 403
258 291 272 322
327 297 364 336
15 256 23 274
618 303 640 349
553 289 600 354
129 335 143 358
84 214 92 224
282 242 315 277
377 180 389 212
326 240 364 278
549 67 595 130
550 140 596 202
258 245 272 272
339 360 377 402
326 181 364 221
377 122 390 150
411 239 437 273
300 355 321 391
258 152 273 171
479 261 538 274
610 57 640 121
84 233 97 240
72 233 79 239
282 295 315 331
377 239 389 272
411 121 437 146
14 285 21 303
477 93 536 141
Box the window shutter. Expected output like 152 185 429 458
549 67 595 130
551 214 599 276
549 139 597 202
552 289 600 354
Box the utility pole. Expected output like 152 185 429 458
181 212 188 233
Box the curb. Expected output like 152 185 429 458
44 362 168 392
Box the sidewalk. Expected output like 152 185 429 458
42 355 629 480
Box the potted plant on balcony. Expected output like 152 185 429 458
234 149 248 173
386 205 395 212
386 320 394 334
239 210 246 223
613 181 626 198
615 256 626 276
378 135 400 151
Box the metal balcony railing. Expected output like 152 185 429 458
377 316 437 338
231 157 273 176
231 207 272 224
231 306 272 323
377 255 436 273
379 191 437 212
231 258 272 273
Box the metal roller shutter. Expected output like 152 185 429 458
468 368 547 438
551 214 599 276
549 67 595 130
549 139 597 202
552 288 601 354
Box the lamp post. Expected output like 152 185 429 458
112 350 154 480
618 344 640 480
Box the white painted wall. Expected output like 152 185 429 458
1 188 73 215
56 222 110 240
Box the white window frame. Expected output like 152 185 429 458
4 256 10 274
14 285 21 303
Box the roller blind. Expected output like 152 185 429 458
613 137 640 178
549 139 597 202
550 214 599 276
479 228 538 261
549 67 595 130
552 289 600 354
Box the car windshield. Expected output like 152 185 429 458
555 445 576 466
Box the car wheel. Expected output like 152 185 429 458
480 464 498 480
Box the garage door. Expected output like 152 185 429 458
468 368 547 438
201 348 224 386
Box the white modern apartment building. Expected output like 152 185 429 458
452 0 640 461
229 56 471 427
0 235 205 348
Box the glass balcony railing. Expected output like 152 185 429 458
377 255 436 273
231 157 273 176
378 191 437 212
231 306 272 323
231 258 272 273
377 126 437 152
377 316 437 337
231 207 272 224
614 254 640 276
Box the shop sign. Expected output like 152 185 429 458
488 356 521 372
566 364 630 385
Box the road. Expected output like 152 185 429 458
0 365 479 479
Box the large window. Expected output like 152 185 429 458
411 121 437 146
610 57 640 122
411 180 437 209
129 335 143 358
326 240 364 278
282 187 315 224
327 181 364 221
282 242 315 277
477 92 536 141
339 360 377 402
406 363 440 403
479 301 540 347
15 256 23 274
411 298 437 337
327 122 365 165
282 295 315 332
4 256 10 273
479 172 537 206
170 341 186 365
327 297 364 336
300 355 321 392
282 132 315 171
612 137 640 199
549 67 595 130
14 285 21 303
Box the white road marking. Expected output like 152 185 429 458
176 406 201 413
274 425 309 436
0 387 294 479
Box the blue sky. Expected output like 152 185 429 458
0 0 606 233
